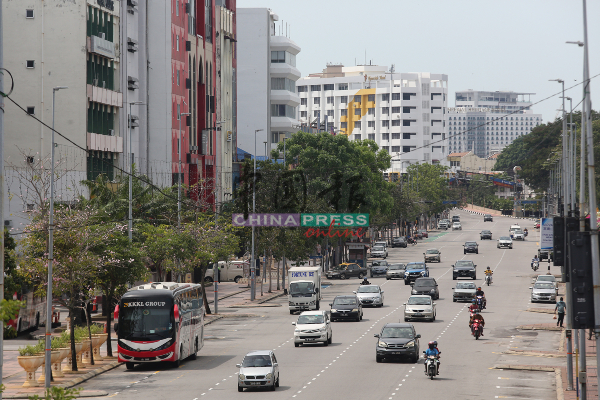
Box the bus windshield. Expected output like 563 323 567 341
119 303 173 341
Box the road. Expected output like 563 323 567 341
77 210 561 399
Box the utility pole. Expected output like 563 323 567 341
128 101 144 242
251 129 263 301
0 1 5 395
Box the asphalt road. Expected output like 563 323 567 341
77 210 562 400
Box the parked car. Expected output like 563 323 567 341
326 263 367 280
410 277 439 300
404 295 436 322
452 260 476 280
370 261 389 276
452 222 462 231
386 264 406 280
538 248 553 261
330 295 363 322
418 229 429 238
530 282 557 303
484 214 493 222
535 274 559 295
354 285 384 307
370 245 388 259
392 237 407 248
513 230 526 240
463 241 479 254
404 262 429 285
497 236 513 249
237 350 280 392
292 311 332 347
452 281 477 302
423 249 441 263
480 230 492 240
414 231 423 239
374 323 421 363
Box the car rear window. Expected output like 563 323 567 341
333 297 357 305
455 261 473 267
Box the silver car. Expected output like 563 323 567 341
530 282 557 303
354 285 384 307
513 230 525 240
403 295 436 322
452 281 476 302
370 245 388 259
237 350 280 392
535 274 559 295
452 222 462 230
497 236 513 249
386 263 406 280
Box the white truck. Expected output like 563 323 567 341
288 266 322 314
204 260 247 283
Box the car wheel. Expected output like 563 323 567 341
295 343 300 347
358 273 364 279
204 276 213 283
376 355 383 363
328 334 332 345
464 251 466 254
238 385 243 392
355 315 360 322
275 376 280 388
126 362 135 370
271 381 276 391
340 273 346 280
386 277 390 280
323 338 328 346
290 310 295 315
433 313 436 321
404 280 409 285
404 317 409 322
452 276 456 280
412 354 419 363
453 298 457 302
476 251 478 254
473 275 476 280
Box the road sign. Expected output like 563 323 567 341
540 218 554 250
442 201 457 205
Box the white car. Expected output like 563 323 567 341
403 295 436 322
370 245 388 259
513 230 525 240
530 282 557 303
535 274 559 295
374 241 388 250
497 236 513 249
452 222 462 230
292 311 332 347
354 285 384 307
237 350 280 391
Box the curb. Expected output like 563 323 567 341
526 308 555 314
60 361 122 389
517 325 563 331
502 349 566 358
207 287 250 304
3 390 109 399
555 368 564 400
493 364 556 372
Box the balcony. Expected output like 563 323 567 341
87 84 123 107
87 132 123 153
87 35 115 59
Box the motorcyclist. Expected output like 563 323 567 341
485 267 493 284
424 341 441 375
361 277 371 285
475 287 486 309
531 254 540 269
470 312 485 336
468 299 479 315
523 228 528 236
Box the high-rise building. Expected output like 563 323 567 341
447 90 542 158
296 65 448 174
237 8 301 157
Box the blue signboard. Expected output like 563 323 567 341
442 201 458 204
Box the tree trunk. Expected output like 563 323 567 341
83 302 95 365
69 308 78 372
106 292 113 357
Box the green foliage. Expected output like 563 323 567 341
0 299 24 324
3 228 22 300
18 342 43 357
3 325 17 339
28 387 82 400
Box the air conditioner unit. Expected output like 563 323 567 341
108 129 115 136
4 220 12 227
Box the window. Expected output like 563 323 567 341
354 108 361 116
327 110 334 117
297 85 307 93
368 108 375 115
26 106 35 115
392 107 400 114
314 111 319 117
368 121 375 128
340 109 347 116
402 146 412 152
341 122 347 129
381 133 389 140
271 51 286 63
392 133 400 139
26 9 34 18
301 98 307 106
324 84 334 91
368 94 375 102
354 95 361 103
26 60 35 68
177 104 180 120
392 93 401 100
271 78 296 92
354 121 361 129
177 70 180 86
338 83 348 90
310 85 321 92
382 94 389 102
382 107 389 115
392 146 400 152
403 93 414 100
340 96 348 104
382 120 389 127
368 134 375 140
326 96 334 104
382 146 389 152
314 97 320 105
403 120 412 126
354 134 361 140
271 104 296 118
300 111 307 118
176 0 179 16
403 132 411 139
392 120 401 127
176 35 179 51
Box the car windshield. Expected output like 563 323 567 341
534 283 555 289
119 302 173 341
375 242 386 247
408 297 432 305
499 236 511 240
455 261 473 267
465 242 477 246
515 230 524 234
372 261 387 266
332 265 347 270
537 276 556 282
388 264 405 270
289 282 315 295
407 263 425 269
414 280 434 288
481 230 491 234
242 355 272 368
357 286 380 293
333 297 357 305
373 246 384 251
426 250 438 254
297 314 324 324
456 283 476 289
380 327 414 339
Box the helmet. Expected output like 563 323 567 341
477 287 482 290
432 340 438 347
486 266 491 270
363 277 368 281
472 299 476 304
428 341 435 349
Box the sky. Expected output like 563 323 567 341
238 0 599 124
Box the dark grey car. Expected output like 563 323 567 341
374 323 421 363
452 260 476 280
371 261 389 276
410 277 439 300
392 237 407 248
329 295 363 322
480 230 492 240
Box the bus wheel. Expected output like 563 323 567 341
35 313 40 329
234 276 242 283
190 339 198 360
204 276 213 283
173 347 182 368
126 362 135 370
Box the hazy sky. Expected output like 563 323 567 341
239 0 599 124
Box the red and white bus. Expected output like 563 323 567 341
7 289 47 333
115 282 204 369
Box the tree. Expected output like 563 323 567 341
3 228 21 300
139 223 186 282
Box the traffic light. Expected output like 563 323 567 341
568 231 595 329
553 217 581 267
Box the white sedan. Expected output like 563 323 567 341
403 295 436 322
452 222 462 230
513 230 525 240
497 236 513 249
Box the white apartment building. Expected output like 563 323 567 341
237 8 301 156
296 65 449 174
447 90 542 158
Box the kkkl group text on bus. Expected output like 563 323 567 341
123 301 167 307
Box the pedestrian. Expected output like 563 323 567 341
555 297 566 328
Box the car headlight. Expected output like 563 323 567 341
430 289 436 293
411 290 417 294
309 301 316 305
319 327 326 332
352 308 359 312
421 271 427 276
378 341 388 348
294 329 300 332
406 341 415 348
265 373 273 380
289 302 294 306
239 374 245 380
154 339 173 351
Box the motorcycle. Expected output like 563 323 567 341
531 260 539 271
476 295 486 310
472 321 483 340
485 275 492 286
407 237 417 246
423 353 439 379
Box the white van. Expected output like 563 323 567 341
205 260 247 283
292 310 332 347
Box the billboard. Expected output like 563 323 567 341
540 217 554 250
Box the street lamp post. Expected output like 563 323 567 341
251 129 264 301
128 101 144 242
178 107 191 231
45 86 68 388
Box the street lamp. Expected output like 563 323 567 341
178 103 191 231
45 86 67 388
128 101 144 242
251 129 264 301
